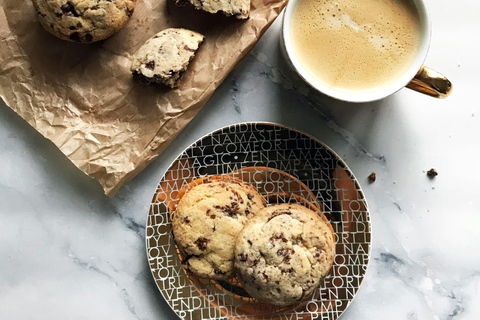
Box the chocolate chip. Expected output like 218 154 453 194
270 232 287 243
247 194 254 200
85 33 93 42
61 3 79 17
210 215 216 219
126 8 134 17
194 237 209 250
184 216 190 223
368 172 376 183
277 248 292 263
281 268 295 274
293 235 303 244
277 288 281 293
145 61 155 70
247 240 252 245
238 253 247 262
214 268 226 275
215 202 240 218
427 168 438 178
36 9 47 18
262 272 268 280
69 32 80 42
69 25 77 30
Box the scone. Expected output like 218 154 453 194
172 179 265 280
32 0 136 42
174 0 250 19
131 28 204 88
234 203 335 306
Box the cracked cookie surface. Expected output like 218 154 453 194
130 28 204 88
174 0 250 19
172 179 265 280
234 203 335 306
32 0 136 42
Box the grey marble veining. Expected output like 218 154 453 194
1 0 480 319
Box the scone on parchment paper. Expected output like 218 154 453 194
234 203 335 306
32 0 136 42
174 0 250 19
131 28 204 88
172 179 265 280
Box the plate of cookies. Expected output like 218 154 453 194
146 122 371 320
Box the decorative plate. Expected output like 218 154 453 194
146 122 371 320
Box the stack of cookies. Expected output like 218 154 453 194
172 178 335 306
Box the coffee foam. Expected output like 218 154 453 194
291 0 421 93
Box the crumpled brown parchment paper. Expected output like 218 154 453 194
0 0 287 196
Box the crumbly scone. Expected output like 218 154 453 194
234 203 335 306
172 179 265 280
174 0 250 19
32 0 136 43
130 28 204 88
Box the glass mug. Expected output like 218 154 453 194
281 0 452 103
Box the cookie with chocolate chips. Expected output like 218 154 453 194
234 203 335 306
172 179 265 280
130 28 204 88
32 0 136 42
173 0 250 19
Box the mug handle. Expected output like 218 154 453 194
406 66 452 98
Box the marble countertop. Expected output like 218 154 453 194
1 0 479 319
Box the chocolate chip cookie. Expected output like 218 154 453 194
172 179 265 280
32 0 136 42
130 28 204 88
174 0 250 19
234 203 335 306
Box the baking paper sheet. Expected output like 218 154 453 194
0 0 287 196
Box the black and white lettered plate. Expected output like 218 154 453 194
146 122 371 320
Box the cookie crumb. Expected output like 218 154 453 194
368 172 376 183
427 168 438 178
